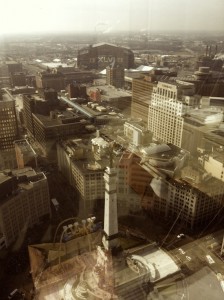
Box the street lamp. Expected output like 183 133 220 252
56 216 96 265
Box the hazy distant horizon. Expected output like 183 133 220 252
0 0 224 36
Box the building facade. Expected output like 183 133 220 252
23 94 89 157
0 168 51 247
14 139 37 169
57 139 105 216
148 81 195 147
106 66 124 88
131 77 156 125
0 92 19 151
57 137 141 217
198 150 224 183
77 43 134 70
124 121 152 147
142 155 224 229
36 71 65 92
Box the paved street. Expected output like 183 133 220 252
169 229 224 274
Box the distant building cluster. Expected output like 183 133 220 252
0 36 224 253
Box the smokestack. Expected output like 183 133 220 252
209 45 212 57
215 45 218 55
206 45 208 57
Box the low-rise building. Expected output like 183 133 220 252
140 144 223 229
124 120 152 147
36 70 65 92
23 94 90 157
87 85 132 112
198 148 224 182
14 139 37 169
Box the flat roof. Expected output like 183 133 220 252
176 165 224 196
120 244 179 284
14 139 36 156
0 172 11 184
88 85 131 99
33 110 83 127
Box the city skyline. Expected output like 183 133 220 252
0 2 224 297
0 0 224 35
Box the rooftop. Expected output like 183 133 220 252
186 107 223 124
92 42 131 50
14 139 37 156
28 236 179 300
175 164 224 197
87 85 131 99
33 110 85 127
0 168 46 205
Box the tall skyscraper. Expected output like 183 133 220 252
148 81 195 147
131 77 156 125
0 91 19 151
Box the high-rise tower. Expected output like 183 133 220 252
148 81 195 147
0 91 19 151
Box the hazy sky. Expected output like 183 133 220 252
0 0 224 35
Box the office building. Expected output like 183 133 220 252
6 61 22 75
67 83 87 99
131 77 156 125
53 66 98 85
57 135 141 217
198 148 224 183
139 143 224 229
23 94 89 157
106 66 124 88
0 91 19 151
177 67 224 97
181 108 223 154
148 80 196 147
116 151 142 215
36 70 65 92
124 120 152 147
0 168 51 247
10 72 27 87
57 138 105 215
167 167 224 229
0 150 17 171
77 42 134 69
